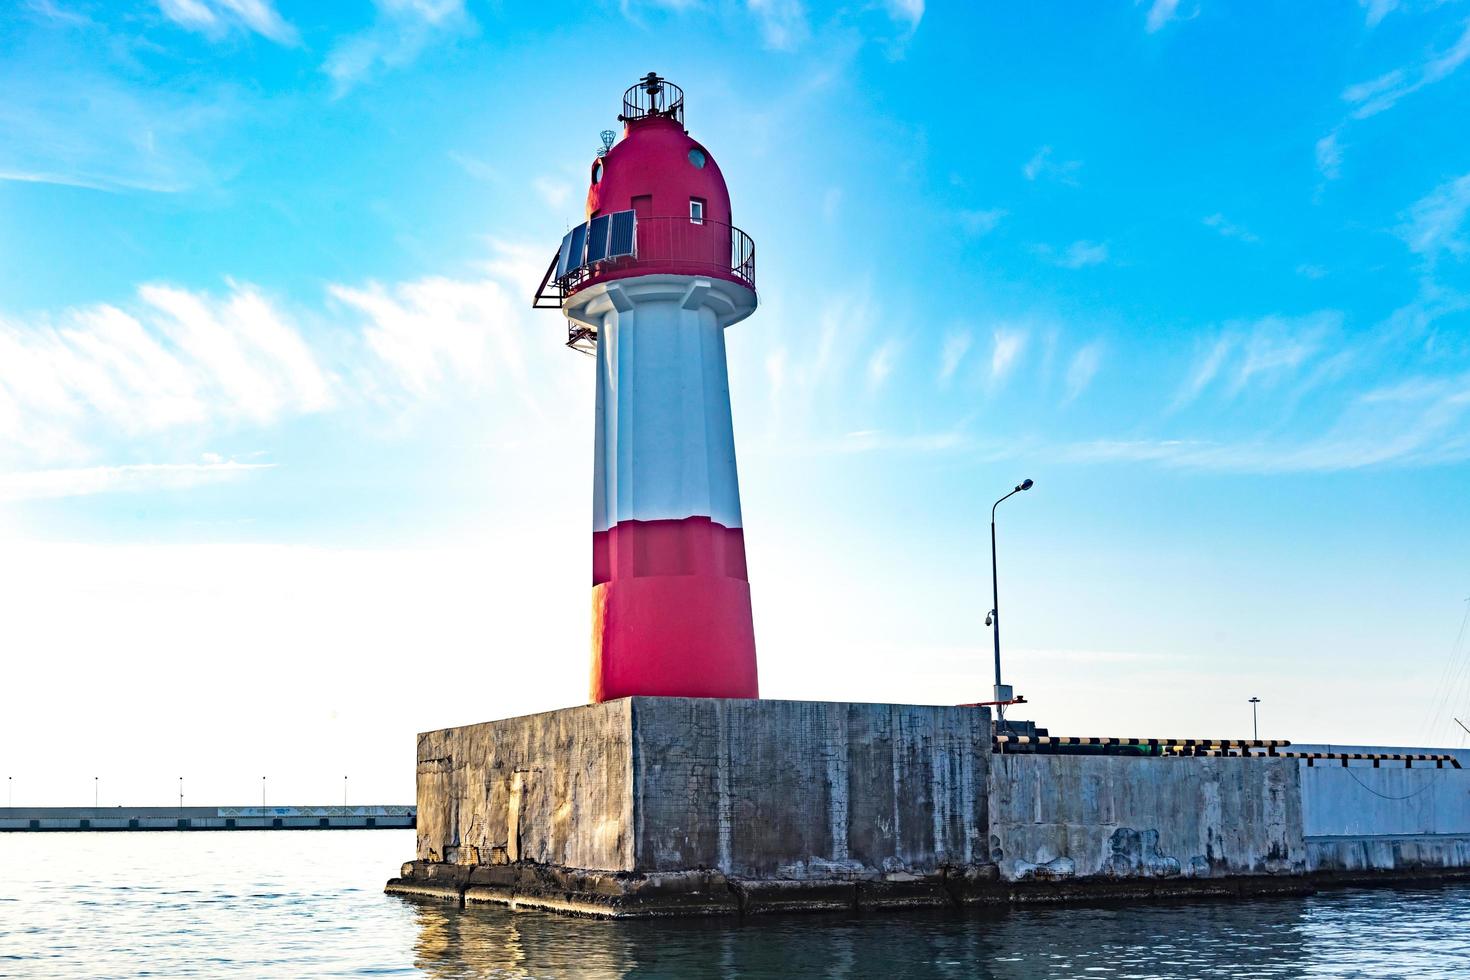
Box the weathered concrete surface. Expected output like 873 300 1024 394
629 698 988 877
389 698 993 915
412 700 635 870
987 754 1305 884
1300 762 1470 874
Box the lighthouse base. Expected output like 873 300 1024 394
386 697 994 916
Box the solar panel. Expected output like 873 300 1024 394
565 223 588 278
585 214 611 264
555 228 576 279
608 210 636 257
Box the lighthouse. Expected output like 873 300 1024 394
534 74 760 703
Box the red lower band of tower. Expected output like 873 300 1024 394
590 517 759 702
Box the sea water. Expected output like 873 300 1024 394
2 830 1468 978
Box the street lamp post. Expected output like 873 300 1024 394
1249 697 1261 742
989 478 1034 729
262 776 267 808
343 776 348 809
94 776 98 809
178 776 183 809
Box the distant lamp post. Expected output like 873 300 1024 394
94 776 98 809
343 776 348 809
262 776 267 808
8 776 12 807
1249 697 1262 742
178 776 183 809
989 478 1034 729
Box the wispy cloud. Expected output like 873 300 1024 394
1023 146 1082 185
747 0 810 51
958 208 1006 236
990 329 1027 384
1064 342 1104 404
1063 370 1470 472
1342 19 1470 119
937 331 971 387
1316 131 1343 181
533 176 573 210
1362 0 1399 28
0 458 271 502
157 0 299 45
1171 313 1342 409
1398 173 1470 262
0 283 332 460
866 341 899 390
324 0 471 98
1203 213 1260 243
0 66 235 193
1144 0 1180 33
1043 240 1109 269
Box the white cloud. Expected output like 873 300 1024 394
1297 264 1328 280
158 0 298 44
1023 146 1082 185
1172 313 1341 409
747 0 809 51
1145 0 1180 32
958 208 1006 236
1203 213 1260 243
329 272 538 413
1064 342 1104 403
1057 240 1109 269
1316 131 1344 181
866 341 898 390
990 329 1027 383
0 459 270 502
1398 173 1470 261
937 331 971 386
0 283 332 460
324 0 470 98
1342 20 1470 119
885 0 924 30
533 176 573 210
1362 0 1399 27
0 67 235 193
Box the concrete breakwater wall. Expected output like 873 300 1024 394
2 805 415 832
394 698 993 914
388 698 1470 916
987 754 1305 892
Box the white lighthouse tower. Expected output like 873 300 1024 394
535 73 760 703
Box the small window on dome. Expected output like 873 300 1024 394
689 198 705 225
688 148 707 169
591 160 603 184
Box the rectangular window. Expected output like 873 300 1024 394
689 198 705 224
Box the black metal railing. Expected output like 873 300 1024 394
619 73 684 127
553 216 754 295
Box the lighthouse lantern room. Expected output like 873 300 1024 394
534 73 760 704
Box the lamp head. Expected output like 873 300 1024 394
1018 478 1034 492
985 610 994 626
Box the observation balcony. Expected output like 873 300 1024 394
534 214 756 351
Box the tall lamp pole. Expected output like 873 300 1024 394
989 478 1034 729
1249 697 1261 742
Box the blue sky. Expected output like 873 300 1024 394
2 0 1470 805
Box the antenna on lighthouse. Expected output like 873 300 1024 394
598 130 615 157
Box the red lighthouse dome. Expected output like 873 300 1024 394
586 77 733 228
535 74 754 321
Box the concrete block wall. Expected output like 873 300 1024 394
987 754 1305 882
630 698 989 877
412 698 991 880
1299 764 1470 873
415 699 635 870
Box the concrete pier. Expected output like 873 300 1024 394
2 805 415 832
388 698 1470 916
